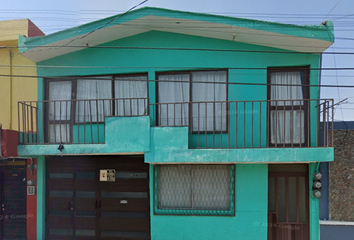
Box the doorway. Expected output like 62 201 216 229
0 160 27 240
46 156 150 240
268 164 309 240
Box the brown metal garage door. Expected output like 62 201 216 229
46 156 150 240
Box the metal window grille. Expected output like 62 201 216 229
156 165 234 215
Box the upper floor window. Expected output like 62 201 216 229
268 67 309 146
46 74 148 143
157 70 227 131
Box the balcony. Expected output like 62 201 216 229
18 98 333 149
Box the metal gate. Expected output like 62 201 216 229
268 164 309 240
46 156 150 240
0 161 27 240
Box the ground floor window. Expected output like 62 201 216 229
154 164 235 216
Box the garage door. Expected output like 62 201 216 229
46 156 150 240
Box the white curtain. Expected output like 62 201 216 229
271 72 303 106
76 77 112 122
114 76 148 116
270 71 304 144
158 74 190 126
271 110 305 144
192 71 227 131
48 81 72 143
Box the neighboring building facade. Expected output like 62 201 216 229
0 19 44 240
320 121 354 240
17 7 335 240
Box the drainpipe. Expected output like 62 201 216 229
318 53 322 98
9 50 13 130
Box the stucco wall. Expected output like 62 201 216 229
329 129 354 221
0 47 38 131
149 164 268 240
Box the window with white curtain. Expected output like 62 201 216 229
47 74 148 143
76 77 112 122
114 75 148 116
48 81 72 143
158 74 190 126
269 69 308 145
157 70 227 131
157 165 232 212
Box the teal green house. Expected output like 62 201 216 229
18 7 335 240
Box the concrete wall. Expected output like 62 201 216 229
150 164 268 240
20 30 331 240
329 129 354 221
0 19 42 131
30 31 324 149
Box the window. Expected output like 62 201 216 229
46 74 148 143
155 165 235 216
268 67 309 146
157 70 227 131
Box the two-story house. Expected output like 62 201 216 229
17 7 334 240
0 19 44 240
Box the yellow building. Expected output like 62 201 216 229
0 19 44 131
0 19 43 240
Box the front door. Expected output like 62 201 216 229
46 156 150 240
0 161 27 240
268 164 309 240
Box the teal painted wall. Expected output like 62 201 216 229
36 156 45 240
150 164 268 240
22 31 331 240
33 31 322 149
145 127 334 164
18 116 150 156
309 163 320 240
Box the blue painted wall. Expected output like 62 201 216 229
320 224 354 240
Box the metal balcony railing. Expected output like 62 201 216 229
18 98 333 148
150 99 334 148
18 98 149 144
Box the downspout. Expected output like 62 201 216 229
318 53 322 98
9 50 13 130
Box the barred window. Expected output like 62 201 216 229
155 165 235 216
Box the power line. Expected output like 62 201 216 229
62 0 150 48
0 72 354 89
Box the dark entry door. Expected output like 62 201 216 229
268 164 309 240
46 156 150 240
0 163 27 240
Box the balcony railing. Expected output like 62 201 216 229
18 98 333 148
18 98 149 144
150 99 334 148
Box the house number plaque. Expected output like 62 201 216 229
100 169 116 182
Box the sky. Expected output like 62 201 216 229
1 0 354 121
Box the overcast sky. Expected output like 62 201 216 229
1 0 354 121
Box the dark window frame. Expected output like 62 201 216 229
44 73 149 143
267 66 310 147
156 69 229 133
